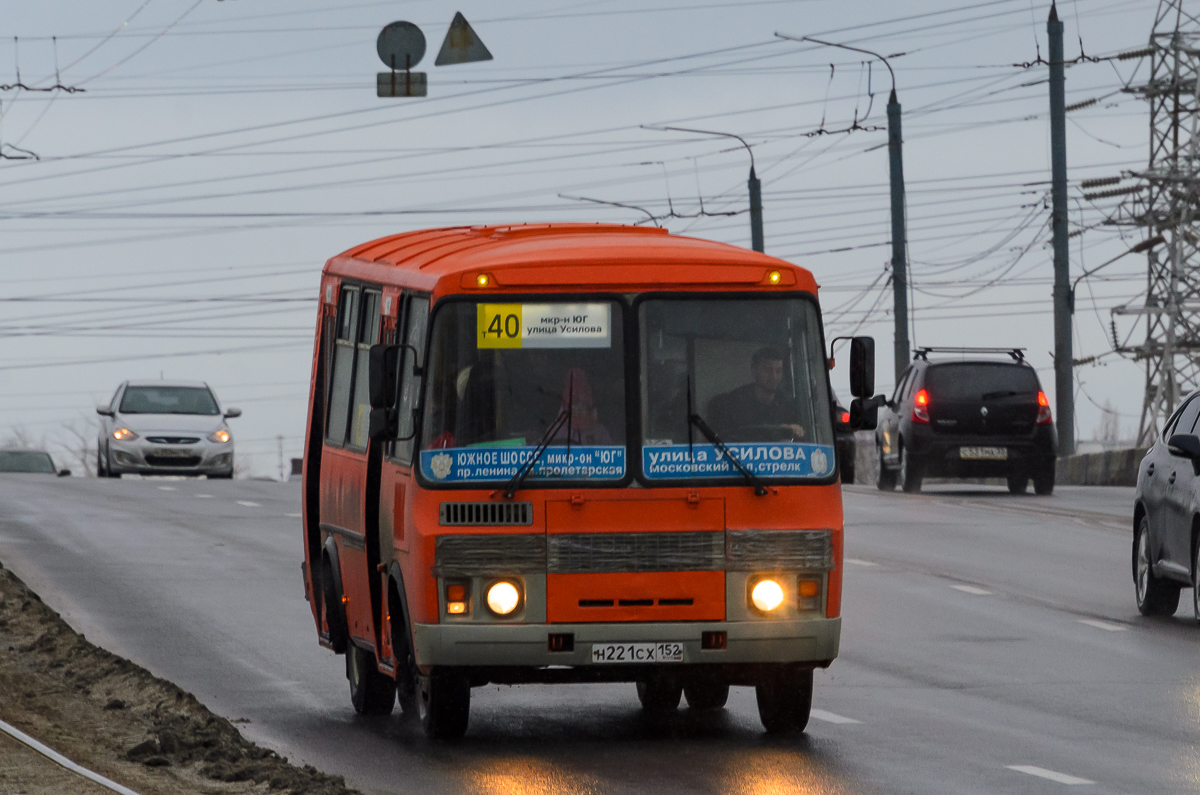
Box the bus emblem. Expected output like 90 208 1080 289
429 453 453 480
810 449 829 475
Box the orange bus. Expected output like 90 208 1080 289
300 224 877 739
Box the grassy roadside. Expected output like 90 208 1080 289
0 559 357 795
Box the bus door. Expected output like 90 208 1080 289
322 283 383 648
377 291 428 665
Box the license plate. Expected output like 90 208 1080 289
154 448 193 458
591 642 684 664
960 446 1007 460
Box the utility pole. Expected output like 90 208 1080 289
653 126 763 251
1048 4 1074 456
886 89 910 382
777 33 910 379
749 166 764 252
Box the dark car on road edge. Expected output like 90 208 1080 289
874 348 1057 494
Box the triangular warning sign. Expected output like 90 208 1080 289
435 12 493 66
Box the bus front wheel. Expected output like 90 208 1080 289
755 667 813 734
419 670 471 740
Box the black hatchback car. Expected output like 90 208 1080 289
874 348 1057 494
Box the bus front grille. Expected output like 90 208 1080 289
439 501 533 526
547 532 723 573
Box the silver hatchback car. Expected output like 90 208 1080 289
96 380 241 479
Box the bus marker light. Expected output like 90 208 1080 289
476 273 490 287
798 579 821 610
486 581 521 616
447 601 467 614
447 584 466 601
750 578 785 612
768 270 782 284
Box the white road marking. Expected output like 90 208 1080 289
950 585 992 595
195 494 214 499
845 558 878 567
157 486 176 491
285 512 302 518
1007 765 1094 785
1078 619 1127 632
237 501 261 508
809 709 861 725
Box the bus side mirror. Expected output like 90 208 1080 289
850 395 884 431
369 344 400 410
849 337 875 398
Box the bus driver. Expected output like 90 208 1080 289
707 346 806 440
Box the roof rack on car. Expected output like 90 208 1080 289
913 347 1026 362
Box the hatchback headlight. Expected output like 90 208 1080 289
112 427 138 441
208 428 231 443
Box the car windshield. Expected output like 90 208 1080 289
925 363 1039 400
0 451 55 473
420 300 627 485
640 297 835 482
119 386 220 415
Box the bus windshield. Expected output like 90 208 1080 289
420 299 627 485
640 296 835 482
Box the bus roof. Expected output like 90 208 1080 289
325 224 818 294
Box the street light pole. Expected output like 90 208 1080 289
776 33 910 381
651 126 763 252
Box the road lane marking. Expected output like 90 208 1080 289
285 512 302 518
237 501 261 508
950 585 992 595
157 486 176 491
1007 765 1094 785
845 558 878 567
196 494 213 499
810 709 860 724
1077 619 1127 632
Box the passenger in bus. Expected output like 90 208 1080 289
707 347 806 440
552 368 612 445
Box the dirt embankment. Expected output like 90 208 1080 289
0 559 357 795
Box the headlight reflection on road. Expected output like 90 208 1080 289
466 757 599 795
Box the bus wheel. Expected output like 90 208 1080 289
389 588 419 720
755 667 813 734
684 682 729 711
636 677 682 713
320 558 348 654
418 671 471 740
346 643 396 715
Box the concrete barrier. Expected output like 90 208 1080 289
849 432 1148 488
1056 448 1148 487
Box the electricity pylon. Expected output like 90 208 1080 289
1110 0 1200 444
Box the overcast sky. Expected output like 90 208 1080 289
0 0 1167 475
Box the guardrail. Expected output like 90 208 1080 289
1055 448 1148 487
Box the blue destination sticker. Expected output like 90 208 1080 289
421 445 626 483
642 442 835 480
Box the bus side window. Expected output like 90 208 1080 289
393 294 429 464
348 291 383 449
326 287 359 446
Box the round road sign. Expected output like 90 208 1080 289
377 21 426 70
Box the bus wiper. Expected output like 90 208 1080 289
497 404 572 500
686 377 768 496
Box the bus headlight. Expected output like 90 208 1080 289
750 578 785 613
485 580 521 616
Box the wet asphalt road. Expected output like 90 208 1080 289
0 475 1196 794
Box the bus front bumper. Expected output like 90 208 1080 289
412 617 840 670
